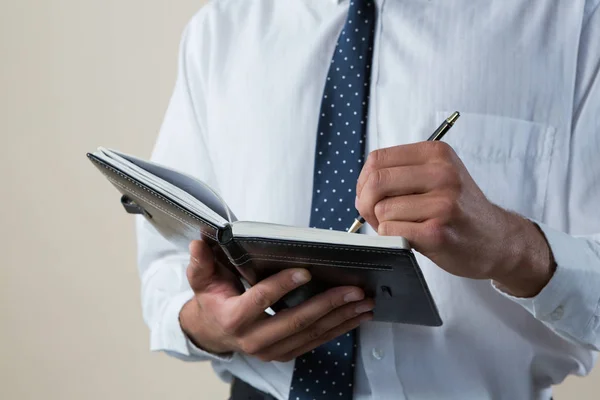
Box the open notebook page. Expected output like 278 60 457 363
94 148 233 227
232 221 410 249
112 149 237 223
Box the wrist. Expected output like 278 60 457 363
179 299 234 355
491 214 556 298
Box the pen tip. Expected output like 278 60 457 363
348 215 365 233
447 111 460 125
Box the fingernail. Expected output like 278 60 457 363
355 303 374 314
355 196 359 210
292 270 311 284
343 291 364 303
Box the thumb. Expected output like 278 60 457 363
187 240 218 293
187 240 241 300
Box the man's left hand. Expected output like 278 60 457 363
355 141 554 298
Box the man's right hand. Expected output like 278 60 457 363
180 240 374 362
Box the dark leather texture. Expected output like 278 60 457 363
222 237 441 326
229 378 276 400
89 153 442 327
88 154 223 249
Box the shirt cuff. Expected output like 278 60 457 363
492 221 600 348
149 289 234 362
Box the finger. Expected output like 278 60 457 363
240 286 366 352
356 145 430 197
377 219 448 253
273 312 374 363
224 268 313 328
188 241 242 305
356 142 455 198
356 165 442 228
187 240 218 293
374 192 456 224
253 298 374 361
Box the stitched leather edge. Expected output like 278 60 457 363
235 238 410 256
106 177 218 241
236 256 390 271
233 253 393 269
91 158 219 240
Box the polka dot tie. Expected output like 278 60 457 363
288 1 376 399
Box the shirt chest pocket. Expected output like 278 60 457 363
435 111 557 221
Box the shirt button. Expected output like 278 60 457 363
550 306 564 321
372 348 384 360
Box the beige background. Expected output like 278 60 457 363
0 1 597 399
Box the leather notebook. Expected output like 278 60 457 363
87 147 442 326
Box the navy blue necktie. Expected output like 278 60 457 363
289 1 376 399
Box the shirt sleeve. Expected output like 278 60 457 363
492 2 600 352
493 226 600 351
135 7 233 363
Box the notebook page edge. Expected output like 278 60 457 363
93 148 228 227
231 221 410 250
111 149 235 222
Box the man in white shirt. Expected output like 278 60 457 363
137 1 600 399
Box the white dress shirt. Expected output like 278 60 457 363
136 1 600 399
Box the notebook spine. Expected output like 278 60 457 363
217 224 247 266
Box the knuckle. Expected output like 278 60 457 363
423 220 448 247
376 197 404 224
289 314 310 332
428 141 454 159
367 149 385 169
378 221 394 236
218 314 240 336
360 171 389 221
374 200 390 221
237 338 259 355
307 324 325 341
428 162 444 179
367 168 387 189
444 168 461 188
431 163 460 189
251 286 272 310
435 196 456 219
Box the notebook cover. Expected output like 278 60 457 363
88 153 442 326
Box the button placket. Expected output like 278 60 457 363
371 347 384 360
550 305 564 321
360 322 407 399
